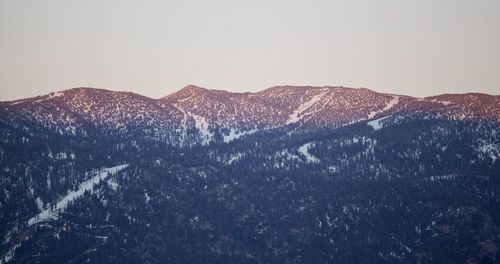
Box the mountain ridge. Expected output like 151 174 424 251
3 84 499 104
1 85 499 146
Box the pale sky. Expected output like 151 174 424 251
1 0 499 101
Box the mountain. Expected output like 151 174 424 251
2 85 499 145
0 85 499 263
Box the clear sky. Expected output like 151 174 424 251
1 0 499 101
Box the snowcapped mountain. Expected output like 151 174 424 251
0 88 181 136
1 85 498 145
1 85 499 263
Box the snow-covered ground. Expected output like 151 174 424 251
28 164 129 226
475 140 499 162
368 96 399 119
172 104 214 145
367 116 390 131
223 128 258 143
298 143 320 163
192 114 214 146
1 241 21 264
225 153 243 165
172 104 189 142
429 99 452 105
287 90 329 125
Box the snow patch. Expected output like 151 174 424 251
51 91 64 98
35 197 44 211
171 104 189 143
367 116 390 131
226 153 243 165
368 96 399 119
223 128 258 143
328 166 338 173
9 100 25 106
286 90 328 125
298 143 320 163
430 99 452 105
275 150 301 161
192 114 213 146
475 140 500 162
1 241 22 264
28 164 129 226
107 178 119 191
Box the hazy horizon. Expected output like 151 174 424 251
1 0 499 101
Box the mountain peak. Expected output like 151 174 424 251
180 84 208 92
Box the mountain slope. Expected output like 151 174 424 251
1 115 499 263
2 85 498 145
0 85 499 263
